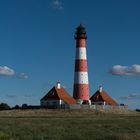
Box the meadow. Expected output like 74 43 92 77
0 109 139 140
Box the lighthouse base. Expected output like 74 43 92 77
76 99 91 105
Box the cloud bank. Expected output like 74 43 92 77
109 65 140 76
0 66 28 79
6 95 32 98
51 0 63 10
120 93 140 100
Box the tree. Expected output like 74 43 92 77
12 105 20 109
0 103 10 110
22 104 28 109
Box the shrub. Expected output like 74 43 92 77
22 104 28 109
12 105 20 109
0 103 10 110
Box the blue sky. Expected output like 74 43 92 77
0 0 140 109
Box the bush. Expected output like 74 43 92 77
22 104 28 109
0 103 10 110
136 109 140 112
12 105 20 109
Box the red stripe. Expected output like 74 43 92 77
76 39 86 48
74 60 88 72
73 84 89 100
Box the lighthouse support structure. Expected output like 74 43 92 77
73 24 91 105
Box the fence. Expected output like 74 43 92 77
67 104 128 110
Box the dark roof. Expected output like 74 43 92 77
40 86 76 105
75 24 87 39
90 90 118 106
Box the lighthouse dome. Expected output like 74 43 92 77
75 24 87 39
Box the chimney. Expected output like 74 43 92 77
56 82 61 89
99 86 103 93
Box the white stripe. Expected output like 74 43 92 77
76 48 87 60
74 72 89 84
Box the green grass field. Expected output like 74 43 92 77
0 109 139 140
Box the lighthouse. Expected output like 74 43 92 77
73 24 90 104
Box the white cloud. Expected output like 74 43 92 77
0 66 28 79
120 93 140 100
51 0 63 10
109 65 140 76
0 66 15 76
17 73 28 79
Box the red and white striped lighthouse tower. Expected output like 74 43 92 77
73 24 90 104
